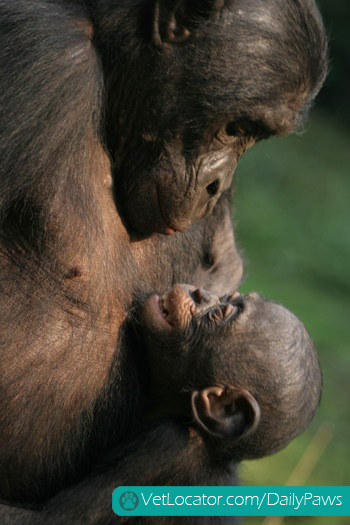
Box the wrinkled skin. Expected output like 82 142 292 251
141 284 240 334
97 0 328 234
0 0 327 513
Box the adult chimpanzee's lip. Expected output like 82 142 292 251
156 186 173 234
156 186 186 235
164 226 176 235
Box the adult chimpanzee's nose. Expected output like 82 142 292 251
206 178 221 197
204 153 234 195
191 151 236 223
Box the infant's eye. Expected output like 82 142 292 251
208 307 224 322
208 303 240 323
223 303 237 318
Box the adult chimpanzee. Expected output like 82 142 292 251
0 286 321 524
0 0 326 516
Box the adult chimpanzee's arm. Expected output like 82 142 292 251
0 0 132 503
0 0 327 508
0 423 237 525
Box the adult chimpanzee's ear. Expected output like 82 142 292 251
152 0 225 46
191 386 261 440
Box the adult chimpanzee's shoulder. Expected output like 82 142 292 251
0 0 101 212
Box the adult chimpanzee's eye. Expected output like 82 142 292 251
216 123 246 144
225 122 246 137
224 120 268 141
215 121 255 145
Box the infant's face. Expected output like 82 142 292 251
140 284 245 334
139 286 319 458
139 285 270 395
139 285 245 392
139 285 293 371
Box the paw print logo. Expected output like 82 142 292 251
119 491 139 511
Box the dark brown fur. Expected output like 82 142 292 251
0 0 327 519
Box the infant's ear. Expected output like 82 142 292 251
191 386 260 440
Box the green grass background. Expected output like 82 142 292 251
232 112 349 525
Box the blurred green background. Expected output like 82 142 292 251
232 1 350 524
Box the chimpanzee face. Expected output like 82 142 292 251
140 284 322 457
116 114 258 236
139 285 249 390
139 284 297 391
106 0 327 235
140 285 241 336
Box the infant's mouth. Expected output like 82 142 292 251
159 295 173 325
158 292 195 328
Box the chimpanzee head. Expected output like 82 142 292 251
95 0 327 235
140 285 322 460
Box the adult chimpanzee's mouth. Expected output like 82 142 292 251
157 186 188 235
156 186 176 235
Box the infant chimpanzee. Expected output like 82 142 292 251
2 286 321 524
139 285 322 461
